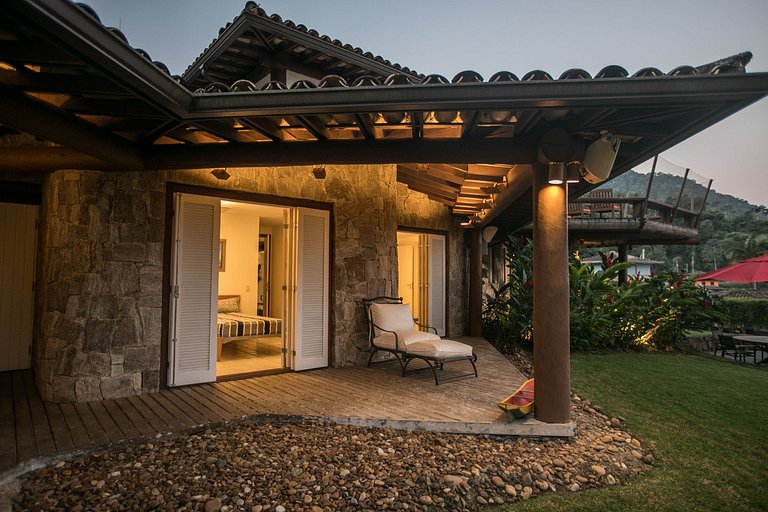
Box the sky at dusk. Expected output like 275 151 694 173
87 0 768 206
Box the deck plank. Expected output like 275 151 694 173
183 386 238 420
126 395 168 433
101 399 140 438
160 388 209 424
172 387 224 423
86 401 125 443
22 372 56 457
203 383 253 416
149 391 199 427
0 373 17 470
59 402 93 450
73 402 110 446
137 394 187 430
42 402 74 453
114 397 156 436
12 373 37 461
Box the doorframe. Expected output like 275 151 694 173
396 226 449 335
161 182 335 388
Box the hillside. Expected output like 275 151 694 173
580 169 768 273
606 169 763 218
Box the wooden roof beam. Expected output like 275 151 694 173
141 138 537 169
0 84 142 169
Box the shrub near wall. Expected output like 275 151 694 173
721 298 768 331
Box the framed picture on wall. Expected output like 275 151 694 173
219 239 226 271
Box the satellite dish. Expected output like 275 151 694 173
582 133 621 184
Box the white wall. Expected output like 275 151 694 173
219 210 260 315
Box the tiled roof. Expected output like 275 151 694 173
184 1 421 80
190 52 754 94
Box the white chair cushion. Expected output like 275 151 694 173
373 330 440 351
406 338 474 359
369 303 416 335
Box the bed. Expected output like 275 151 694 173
216 295 282 361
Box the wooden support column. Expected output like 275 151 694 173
532 165 571 423
468 228 483 337
618 244 628 286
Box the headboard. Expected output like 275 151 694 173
217 295 240 313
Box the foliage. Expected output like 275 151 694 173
482 235 533 350
506 353 768 512
567 257 631 350
483 236 718 351
719 297 768 331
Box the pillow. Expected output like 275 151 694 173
369 303 415 336
218 296 240 313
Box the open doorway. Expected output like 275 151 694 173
396 230 446 335
216 201 287 377
167 191 331 387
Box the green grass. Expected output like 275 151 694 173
504 353 768 512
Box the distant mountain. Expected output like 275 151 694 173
606 170 763 218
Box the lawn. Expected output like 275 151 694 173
505 353 768 512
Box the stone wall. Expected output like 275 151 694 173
396 183 467 337
35 165 464 402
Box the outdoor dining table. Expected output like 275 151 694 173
733 335 768 365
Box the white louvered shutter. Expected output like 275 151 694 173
428 234 446 336
168 193 220 386
0 202 37 371
293 208 329 370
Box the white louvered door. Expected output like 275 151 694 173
293 207 329 371
0 202 37 371
168 193 220 386
428 234 446 336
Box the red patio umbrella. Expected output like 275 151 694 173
696 253 768 284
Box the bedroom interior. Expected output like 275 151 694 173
217 200 287 377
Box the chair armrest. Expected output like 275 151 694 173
370 321 402 351
414 321 438 335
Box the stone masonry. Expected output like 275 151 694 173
35 166 466 402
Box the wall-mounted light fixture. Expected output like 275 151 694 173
566 162 582 183
548 162 565 185
482 225 498 242
312 164 326 180
211 168 230 180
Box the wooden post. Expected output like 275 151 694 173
618 244 628 286
532 165 571 423
468 228 483 337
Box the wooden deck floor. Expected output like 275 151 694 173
0 337 573 476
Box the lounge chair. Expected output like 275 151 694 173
362 296 478 385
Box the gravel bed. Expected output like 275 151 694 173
10 394 654 511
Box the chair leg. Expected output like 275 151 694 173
367 348 378 367
468 356 478 378
402 356 413 377
422 359 439 386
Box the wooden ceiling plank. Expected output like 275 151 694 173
238 117 283 141
294 114 328 140
0 69 126 96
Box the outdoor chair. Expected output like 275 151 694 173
716 333 756 363
362 296 478 385
588 188 622 218
567 202 592 219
